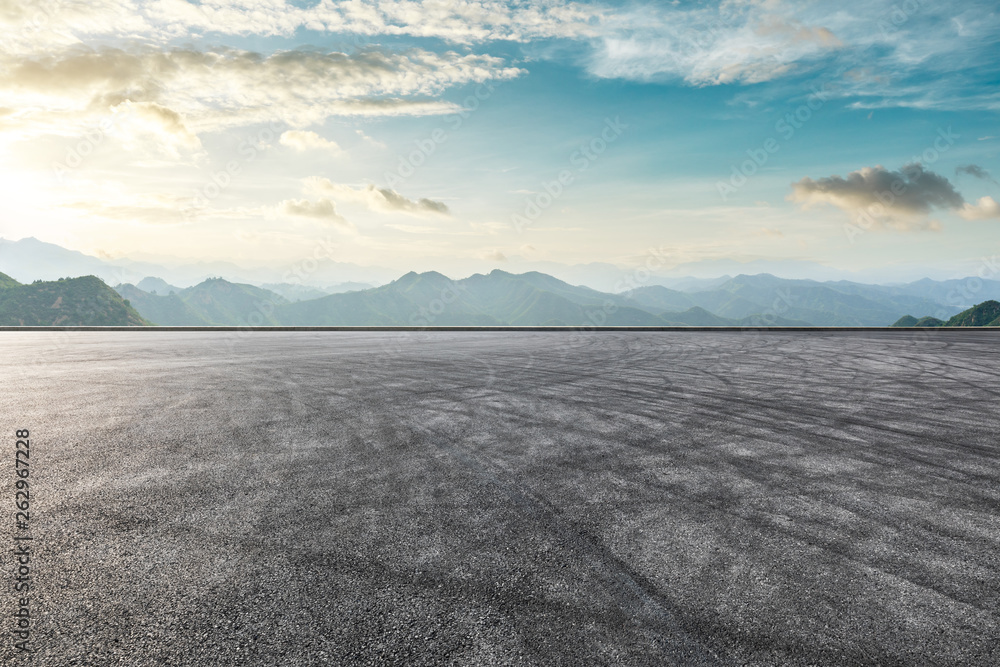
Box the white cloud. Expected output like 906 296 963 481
0 46 524 142
0 0 603 51
65 193 196 225
279 130 343 156
306 178 450 217
278 197 355 230
588 4 842 85
959 196 1000 220
146 0 604 45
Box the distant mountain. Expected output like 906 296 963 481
892 301 1000 327
3 247 988 327
652 276 732 293
114 284 211 326
665 274 960 327
260 283 330 303
275 271 500 326
622 285 696 312
0 237 398 289
136 277 184 295
454 270 663 325
270 270 810 327
0 275 147 326
892 278 1000 309
325 281 375 294
0 237 135 285
106 269 957 327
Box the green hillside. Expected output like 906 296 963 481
623 285 695 313
660 306 731 326
458 271 665 325
945 300 1000 327
0 276 148 326
892 301 1000 327
0 271 19 289
114 284 211 326
178 278 288 325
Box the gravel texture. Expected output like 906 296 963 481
1 329 998 665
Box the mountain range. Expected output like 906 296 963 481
1 237 981 295
4 242 1000 326
100 269 977 327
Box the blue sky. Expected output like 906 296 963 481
1 0 999 282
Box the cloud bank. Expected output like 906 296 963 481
0 46 523 139
306 178 450 217
789 163 1000 227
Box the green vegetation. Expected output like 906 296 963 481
16 269 991 328
891 315 945 327
179 278 287 325
892 301 1000 327
0 275 148 326
114 284 210 326
0 271 19 289
945 300 1000 327
115 278 287 325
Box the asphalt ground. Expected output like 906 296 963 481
0 330 998 665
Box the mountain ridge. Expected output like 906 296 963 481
0 275 147 326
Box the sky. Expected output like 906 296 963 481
1 0 999 283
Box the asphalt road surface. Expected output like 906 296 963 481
1 330 998 665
